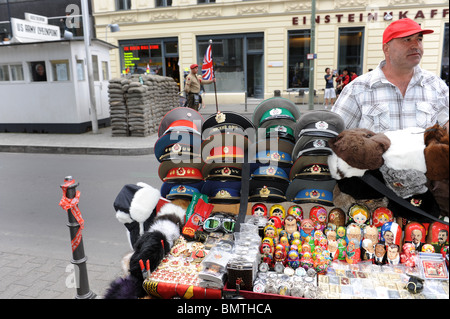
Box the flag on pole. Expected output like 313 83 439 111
201 44 214 80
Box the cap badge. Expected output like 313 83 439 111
176 167 186 176
215 112 226 123
315 121 329 130
270 152 281 161
275 126 287 133
177 186 186 193
216 190 231 198
313 139 326 148
266 167 276 175
270 108 282 116
222 167 231 175
223 146 229 154
172 143 181 152
410 198 422 207
260 186 270 198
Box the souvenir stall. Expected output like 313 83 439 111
105 97 449 299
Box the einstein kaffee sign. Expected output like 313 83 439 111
11 13 60 43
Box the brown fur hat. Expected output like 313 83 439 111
423 124 449 181
329 128 391 170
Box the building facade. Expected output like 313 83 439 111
93 0 449 104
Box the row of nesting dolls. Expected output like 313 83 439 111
153 97 346 206
255 201 448 267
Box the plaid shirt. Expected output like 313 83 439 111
331 60 449 133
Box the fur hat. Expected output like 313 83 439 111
423 123 449 181
328 128 391 170
382 127 426 172
113 182 186 249
379 164 428 199
332 183 389 214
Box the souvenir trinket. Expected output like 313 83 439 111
274 261 285 274
363 225 379 245
386 244 400 265
274 244 287 264
287 205 304 224
406 274 425 294
345 238 361 264
361 238 375 261
372 207 394 230
269 204 286 220
263 224 278 244
421 244 435 253
426 221 449 253
400 243 418 267
300 251 314 270
404 221 426 251
252 203 268 217
309 206 328 232
373 243 387 265
327 207 346 230
300 218 315 241
347 204 370 229
284 214 298 236
380 222 402 246
287 249 300 269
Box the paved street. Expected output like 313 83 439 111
0 100 326 299
0 152 163 298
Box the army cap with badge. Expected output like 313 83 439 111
252 97 301 129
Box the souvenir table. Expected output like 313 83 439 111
107 98 449 300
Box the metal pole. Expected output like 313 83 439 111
81 0 99 133
308 0 316 110
61 176 96 299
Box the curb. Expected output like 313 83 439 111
0 145 155 156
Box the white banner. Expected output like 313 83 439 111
11 17 60 43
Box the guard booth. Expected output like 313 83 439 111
0 15 115 133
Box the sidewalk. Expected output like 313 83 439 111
0 101 327 156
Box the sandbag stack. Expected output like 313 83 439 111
108 78 130 137
108 74 179 137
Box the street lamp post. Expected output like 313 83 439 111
81 0 99 134
308 0 316 110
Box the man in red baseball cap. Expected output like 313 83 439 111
184 63 215 111
332 18 448 135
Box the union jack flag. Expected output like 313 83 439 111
201 44 214 80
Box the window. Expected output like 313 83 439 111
10 64 24 81
197 33 264 94
155 0 172 7
30 61 47 82
92 55 99 81
0 65 9 81
76 60 85 81
338 27 364 76
51 60 70 81
198 0 216 3
116 0 131 10
288 30 311 88
102 61 109 81
441 23 449 86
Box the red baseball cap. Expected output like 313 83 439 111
383 18 434 44
190 64 198 69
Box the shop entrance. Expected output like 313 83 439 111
247 53 263 98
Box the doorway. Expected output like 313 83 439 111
247 53 263 98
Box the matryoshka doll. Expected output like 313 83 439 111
336 226 347 260
264 224 279 245
267 215 283 234
300 218 315 242
372 207 394 234
260 242 274 266
400 243 418 267
348 204 370 229
269 204 286 220
300 251 314 270
422 244 435 253
287 249 300 269
252 203 267 218
284 214 298 237
426 221 449 253
287 205 304 226
274 244 287 265
327 207 346 231
380 222 402 247
404 221 426 252
309 206 328 232
279 236 290 253
373 243 386 265
345 238 361 264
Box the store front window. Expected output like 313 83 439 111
197 33 264 96
119 38 180 85
441 23 449 86
288 30 311 88
337 27 364 76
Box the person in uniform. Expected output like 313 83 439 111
184 64 215 111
